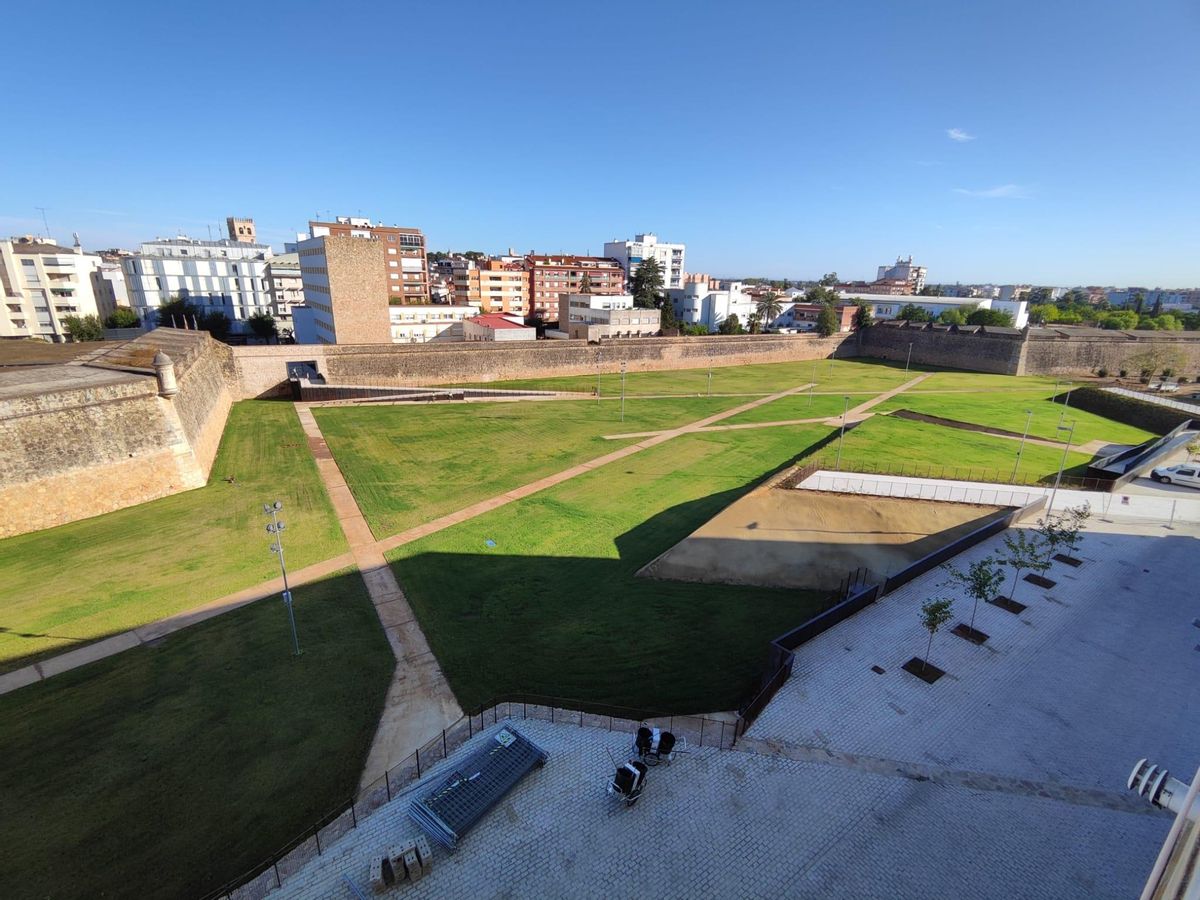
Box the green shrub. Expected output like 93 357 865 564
1097 367 1108 379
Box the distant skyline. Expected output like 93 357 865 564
1 0 1198 286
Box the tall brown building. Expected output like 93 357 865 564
296 234 390 343
525 255 625 321
308 217 428 304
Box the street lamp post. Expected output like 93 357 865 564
265 501 301 656
809 358 818 407
834 395 851 471
905 342 913 378
1011 409 1034 483
1047 421 1076 515
596 351 601 404
620 361 627 423
707 355 713 397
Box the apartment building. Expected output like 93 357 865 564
389 304 476 343
876 255 927 294
526 255 624 321
265 252 303 332
451 258 528 315
782 302 857 333
296 234 390 344
0 236 107 341
669 274 756 332
307 216 428 303
558 293 661 341
90 261 129 314
122 237 274 330
604 233 686 290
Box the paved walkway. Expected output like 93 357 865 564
820 371 934 424
294 406 464 790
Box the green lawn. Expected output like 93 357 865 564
803 415 1094 483
872 391 1156 445
388 424 837 714
0 401 346 674
442 358 914 396
0 569 394 900
907 371 1066 392
722 392 881 424
314 395 751 539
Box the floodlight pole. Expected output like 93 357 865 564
1011 409 1033 483
620 361 627 423
1047 421 1076 515
834 395 851 471
265 501 301 656
707 355 712 397
596 350 601 404
1058 382 1073 426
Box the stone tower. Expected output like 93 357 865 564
226 217 256 243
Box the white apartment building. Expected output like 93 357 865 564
603 233 686 290
558 293 661 340
389 305 476 343
876 256 927 294
668 275 757 332
91 261 129 315
122 237 274 331
265 252 303 333
0 236 107 342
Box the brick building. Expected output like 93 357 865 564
308 217 428 304
451 259 528 315
526 255 624 321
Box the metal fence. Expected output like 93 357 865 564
201 695 738 900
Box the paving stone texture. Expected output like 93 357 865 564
269 518 1191 900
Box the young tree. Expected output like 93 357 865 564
631 257 664 309
1058 503 1091 560
941 555 1005 636
1001 529 1049 600
62 314 104 341
104 306 141 328
853 301 873 329
578 272 593 294
747 312 762 334
1035 514 1068 565
816 303 839 337
919 598 955 673
248 311 278 339
718 313 743 335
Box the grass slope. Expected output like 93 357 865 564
0 401 346 673
442 358 914 396
314 395 751 539
0 570 394 900
389 425 836 715
721 392 881 424
806 415 1094 482
872 391 1156 445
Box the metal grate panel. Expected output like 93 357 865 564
408 723 549 850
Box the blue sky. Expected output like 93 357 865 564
2 0 1197 285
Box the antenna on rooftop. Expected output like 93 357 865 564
36 207 51 239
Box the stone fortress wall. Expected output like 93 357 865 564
6 324 1200 538
230 333 857 398
0 330 234 538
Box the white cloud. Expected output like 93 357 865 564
953 184 1031 199
946 128 975 142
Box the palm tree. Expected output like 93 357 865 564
755 292 784 330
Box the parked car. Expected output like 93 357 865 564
1151 464 1200 488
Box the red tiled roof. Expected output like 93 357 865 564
469 314 529 330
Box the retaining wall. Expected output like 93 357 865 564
230 333 856 398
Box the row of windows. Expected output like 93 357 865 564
300 265 328 275
305 283 331 295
